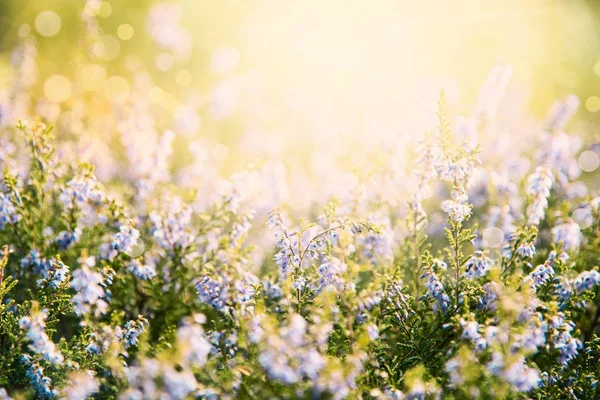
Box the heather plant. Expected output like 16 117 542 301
0 2 600 400
0 89 598 399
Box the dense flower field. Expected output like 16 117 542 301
1 1 600 399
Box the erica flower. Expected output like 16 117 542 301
464 251 492 280
71 266 109 316
176 314 211 366
21 356 57 399
34 259 70 290
421 265 450 313
268 208 299 279
573 270 600 293
0 193 20 230
526 167 553 226
316 257 347 294
551 221 582 252
527 263 554 289
19 308 64 365
516 242 536 258
148 199 195 250
54 228 82 250
61 370 100 400
128 258 157 280
460 319 481 342
487 353 540 392
119 316 149 348
59 174 104 207
111 222 140 254
442 189 472 223
196 274 229 312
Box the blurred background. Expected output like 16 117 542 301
0 0 599 211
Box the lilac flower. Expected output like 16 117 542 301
258 314 326 385
549 314 582 365
555 330 582 365
460 319 481 342
357 290 384 313
554 276 573 305
38 260 70 289
162 367 198 399
234 272 259 306
352 214 394 263
437 158 473 183
544 95 580 132
0 388 12 400
230 210 254 249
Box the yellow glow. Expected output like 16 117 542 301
94 35 121 62
117 24 134 41
175 70 192 87
104 76 130 103
80 64 107 91
35 11 61 37
156 53 174 71
176 0 597 140
595 61 600 76
161 92 178 113
44 75 71 102
586 96 600 112
98 2 112 18
148 86 165 104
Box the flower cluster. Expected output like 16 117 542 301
0 5 599 398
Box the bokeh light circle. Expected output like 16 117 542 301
586 96 600 112
80 64 107 91
94 35 121 62
482 227 504 248
104 76 130 103
572 208 593 230
35 11 62 37
117 24 134 40
579 150 600 172
44 75 72 103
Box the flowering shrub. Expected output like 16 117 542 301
0 88 598 400
0 2 599 399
